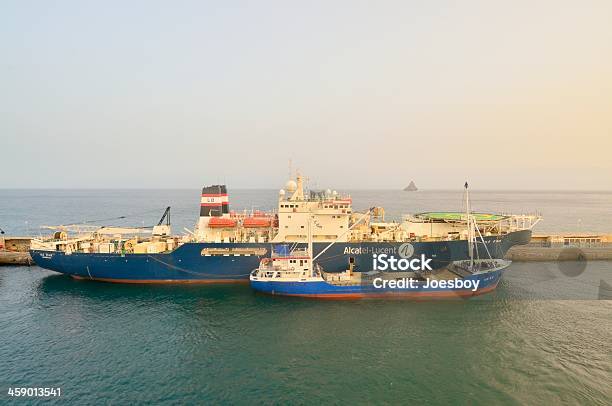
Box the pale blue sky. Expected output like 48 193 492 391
2 1 611 189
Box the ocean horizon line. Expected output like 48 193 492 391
1 187 612 193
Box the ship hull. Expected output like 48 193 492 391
250 269 503 299
30 229 530 283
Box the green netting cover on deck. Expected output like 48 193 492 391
415 212 509 222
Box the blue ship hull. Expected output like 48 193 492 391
30 230 530 283
250 269 503 299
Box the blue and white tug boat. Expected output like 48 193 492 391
250 183 511 299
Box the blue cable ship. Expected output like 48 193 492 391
30 176 538 284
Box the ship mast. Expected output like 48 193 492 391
307 215 313 275
465 182 474 268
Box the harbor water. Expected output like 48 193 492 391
1 189 611 404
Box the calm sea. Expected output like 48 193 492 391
1 189 612 235
1 189 611 404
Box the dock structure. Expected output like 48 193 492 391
506 233 612 261
527 233 612 248
0 237 33 266
0 250 33 265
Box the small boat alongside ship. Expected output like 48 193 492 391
250 183 511 299
30 175 538 283
250 254 509 299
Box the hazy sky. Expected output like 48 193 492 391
2 1 611 189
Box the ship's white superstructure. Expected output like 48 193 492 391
192 174 541 244
273 174 352 242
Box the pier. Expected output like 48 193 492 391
505 233 612 261
0 237 33 265
505 246 612 261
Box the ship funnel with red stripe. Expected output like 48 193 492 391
200 185 229 218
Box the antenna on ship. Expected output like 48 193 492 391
465 182 474 268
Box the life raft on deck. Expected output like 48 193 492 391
243 217 272 228
208 217 237 228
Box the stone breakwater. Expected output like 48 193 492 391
505 246 612 261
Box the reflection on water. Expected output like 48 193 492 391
38 274 253 302
1 188 611 403
1 264 611 404
503 261 611 300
